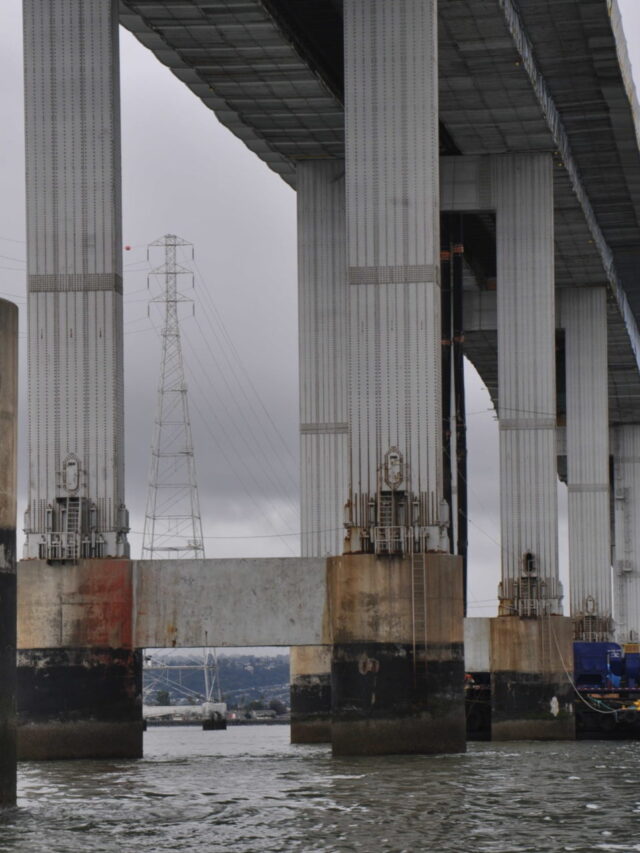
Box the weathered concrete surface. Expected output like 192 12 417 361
0 300 18 802
328 554 466 756
290 645 332 743
17 648 143 760
464 617 491 673
18 721 142 761
18 560 134 649
132 558 329 648
328 555 463 647
18 558 329 650
490 615 575 740
17 559 142 760
16 555 468 756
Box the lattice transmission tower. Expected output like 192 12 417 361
142 234 205 559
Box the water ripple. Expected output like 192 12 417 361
1 728 640 852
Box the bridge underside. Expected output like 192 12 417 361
16 0 640 763
119 0 640 423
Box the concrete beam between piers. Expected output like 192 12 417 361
18 558 330 651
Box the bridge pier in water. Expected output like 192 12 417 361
561 288 612 641
331 0 466 754
330 555 465 756
491 154 574 739
0 301 18 804
17 560 142 760
18 0 141 759
612 427 640 643
290 160 346 745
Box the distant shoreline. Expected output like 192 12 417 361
145 718 290 728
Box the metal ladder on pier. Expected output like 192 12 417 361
377 493 394 554
538 610 553 676
65 498 81 560
411 552 428 681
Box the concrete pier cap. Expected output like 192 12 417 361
490 615 575 741
17 559 143 760
329 554 466 756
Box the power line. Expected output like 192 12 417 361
183 330 299 520
185 250 299 474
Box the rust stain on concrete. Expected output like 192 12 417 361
18 559 134 650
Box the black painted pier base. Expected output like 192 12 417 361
332 641 465 755
290 646 332 743
17 648 143 760
490 615 575 740
0 566 17 801
328 554 466 756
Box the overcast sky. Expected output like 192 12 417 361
1 1 640 625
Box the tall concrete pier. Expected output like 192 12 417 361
335 0 465 755
561 288 611 641
290 161 347 744
22 0 129 561
0 301 18 804
19 0 140 759
613 427 640 642
491 155 573 740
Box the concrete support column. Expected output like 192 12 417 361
23 0 128 560
335 0 465 756
330 555 465 756
491 155 573 740
19 0 140 759
561 288 611 640
612 426 640 642
343 0 446 555
495 155 561 614
291 161 347 743
0 301 18 804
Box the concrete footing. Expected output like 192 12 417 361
290 645 332 743
328 554 466 756
17 559 143 759
17 648 142 760
490 615 575 740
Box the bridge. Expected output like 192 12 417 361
2 0 640 791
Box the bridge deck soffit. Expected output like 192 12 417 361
118 0 640 423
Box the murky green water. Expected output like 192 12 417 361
1 727 639 852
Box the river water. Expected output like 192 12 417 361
1 726 640 852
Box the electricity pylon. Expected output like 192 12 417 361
142 234 205 560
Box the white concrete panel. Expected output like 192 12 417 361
613 426 640 641
297 162 348 559
133 559 328 648
494 155 561 613
560 288 611 636
344 0 444 552
23 0 127 558
464 617 491 672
